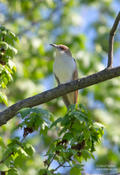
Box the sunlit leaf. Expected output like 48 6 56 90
0 163 9 171
0 91 8 105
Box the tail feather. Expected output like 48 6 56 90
62 95 71 107
63 90 78 107
54 72 78 107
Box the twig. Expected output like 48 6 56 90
107 11 120 68
1 66 120 126
47 153 56 170
53 163 65 172
53 162 70 172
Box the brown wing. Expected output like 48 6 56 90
73 69 78 104
54 73 70 107
54 73 60 85
67 68 78 104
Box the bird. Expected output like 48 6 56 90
50 44 78 107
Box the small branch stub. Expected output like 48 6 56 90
107 11 120 68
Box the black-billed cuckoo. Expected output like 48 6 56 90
50 44 78 107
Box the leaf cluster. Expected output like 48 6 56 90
0 105 103 175
0 26 18 64
0 137 35 175
43 104 104 174
0 26 17 105
18 108 53 137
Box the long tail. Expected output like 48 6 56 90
62 90 78 107
54 73 78 107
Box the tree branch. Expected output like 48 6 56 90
0 66 120 126
107 11 120 68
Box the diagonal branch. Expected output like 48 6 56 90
107 11 120 68
0 66 120 126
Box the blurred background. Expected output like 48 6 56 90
0 0 120 174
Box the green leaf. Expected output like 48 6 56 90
0 41 8 50
82 150 91 160
50 117 63 128
0 26 6 31
1 82 6 88
70 166 81 175
79 104 88 114
9 31 18 41
8 168 19 175
63 132 73 140
0 92 8 105
68 104 76 111
8 60 16 72
0 64 4 73
17 147 29 158
0 163 9 171
38 169 52 175
8 45 18 55
19 108 32 118
14 156 26 167
1 31 7 36
0 137 5 148
24 144 35 156
94 122 104 129
61 115 70 125
73 111 87 122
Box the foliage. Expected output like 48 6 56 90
0 137 35 175
45 105 103 174
19 107 53 137
0 26 17 105
0 105 103 174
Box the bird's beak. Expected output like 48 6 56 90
50 44 58 49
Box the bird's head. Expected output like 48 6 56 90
50 44 72 57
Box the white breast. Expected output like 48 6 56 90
53 54 76 83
